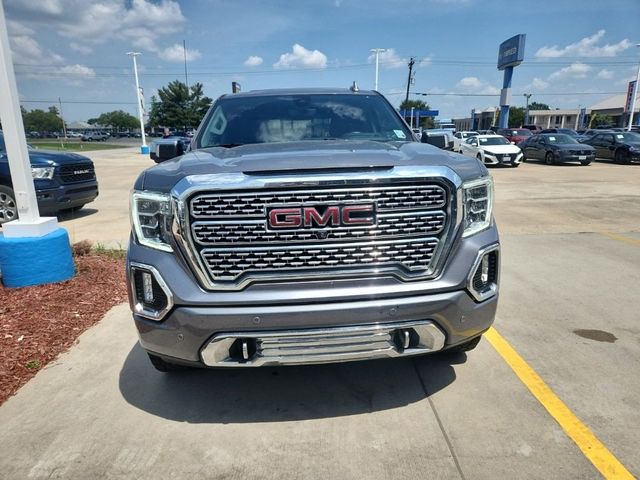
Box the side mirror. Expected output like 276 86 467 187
150 139 185 163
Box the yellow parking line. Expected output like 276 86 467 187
602 232 640 248
485 327 635 480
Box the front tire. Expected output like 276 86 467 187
147 353 188 373
0 185 18 225
580 161 591 166
446 336 482 354
545 152 555 165
614 149 629 164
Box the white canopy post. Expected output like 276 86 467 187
0 0 57 237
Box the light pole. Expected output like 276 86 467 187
126 52 148 154
370 48 386 91
523 93 532 126
627 43 640 131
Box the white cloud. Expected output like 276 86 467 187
58 64 96 78
7 20 34 35
244 55 263 67
549 62 592 80
158 44 201 63
536 30 631 58
418 57 432 67
5 0 186 63
596 69 614 80
456 76 500 95
69 42 92 55
368 48 406 69
274 44 327 69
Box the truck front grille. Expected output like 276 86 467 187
184 182 453 289
59 164 96 183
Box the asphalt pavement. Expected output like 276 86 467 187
0 153 639 479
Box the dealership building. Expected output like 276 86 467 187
453 91 639 130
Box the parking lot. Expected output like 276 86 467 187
0 149 639 479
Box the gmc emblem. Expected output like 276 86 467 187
268 204 376 229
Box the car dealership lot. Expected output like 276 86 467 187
0 153 639 479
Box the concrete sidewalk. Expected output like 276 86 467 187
0 301 599 479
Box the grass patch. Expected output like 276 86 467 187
25 360 41 370
29 140 128 152
93 243 127 260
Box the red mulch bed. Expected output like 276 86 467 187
0 254 127 405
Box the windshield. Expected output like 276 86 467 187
616 132 640 142
545 134 578 144
479 136 510 146
509 129 532 136
197 93 412 148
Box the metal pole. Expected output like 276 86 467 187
627 43 640 131
410 107 414 128
0 0 41 225
405 57 415 104
499 66 513 128
183 39 189 89
370 48 386 91
523 93 531 126
58 97 67 139
127 52 147 153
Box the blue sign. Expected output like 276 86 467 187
498 34 526 70
400 109 439 117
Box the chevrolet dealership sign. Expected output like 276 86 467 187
498 34 526 71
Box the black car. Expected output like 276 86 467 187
520 133 595 166
582 131 640 164
540 128 579 138
0 132 99 223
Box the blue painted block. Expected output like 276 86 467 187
141 145 150 154
0 228 75 288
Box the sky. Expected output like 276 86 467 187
5 0 640 123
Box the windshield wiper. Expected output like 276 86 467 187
212 143 244 148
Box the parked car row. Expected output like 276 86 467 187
453 128 640 167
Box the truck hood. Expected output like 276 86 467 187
28 149 92 167
137 140 486 191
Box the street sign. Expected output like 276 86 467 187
498 34 526 71
624 80 636 113
400 109 439 117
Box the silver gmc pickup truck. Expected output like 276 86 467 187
127 88 499 372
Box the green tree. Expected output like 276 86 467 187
95 110 139 131
508 107 525 128
22 106 64 133
588 113 613 128
148 80 212 128
399 99 435 129
529 101 550 111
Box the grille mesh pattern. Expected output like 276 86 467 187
192 211 446 245
191 185 446 218
59 164 96 183
187 182 450 286
202 239 439 280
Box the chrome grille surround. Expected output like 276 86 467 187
171 167 463 291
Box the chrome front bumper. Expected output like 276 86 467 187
200 320 446 367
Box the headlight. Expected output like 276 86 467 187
31 166 55 180
462 177 494 238
130 191 173 252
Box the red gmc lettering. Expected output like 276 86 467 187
342 204 374 225
269 208 301 228
304 206 339 227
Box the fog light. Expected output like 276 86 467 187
142 272 154 303
481 255 489 284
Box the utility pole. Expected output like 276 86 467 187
370 48 386 91
58 97 67 140
183 39 189 90
405 57 415 104
627 43 640 131
523 93 532 126
126 52 148 154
